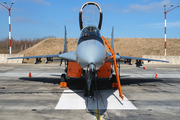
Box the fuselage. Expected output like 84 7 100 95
76 25 105 69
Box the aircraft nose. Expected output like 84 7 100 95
77 40 105 68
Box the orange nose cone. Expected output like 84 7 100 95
155 74 158 78
29 72 31 77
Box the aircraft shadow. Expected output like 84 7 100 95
49 74 62 77
120 78 163 85
19 77 60 85
19 76 163 116
18 76 163 86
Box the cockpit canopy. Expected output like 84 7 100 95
78 25 103 45
79 2 102 30
80 25 101 38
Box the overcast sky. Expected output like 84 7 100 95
0 0 180 40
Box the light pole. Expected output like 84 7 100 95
0 1 14 54
164 4 179 56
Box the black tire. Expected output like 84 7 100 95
61 74 66 82
111 74 117 83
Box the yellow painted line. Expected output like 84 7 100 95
0 67 14 69
120 67 135 69
38 67 57 69
155 68 169 69
37 66 65 69
0 67 14 68
155 68 180 70
94 109 102 120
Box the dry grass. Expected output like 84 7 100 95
18 37 180 63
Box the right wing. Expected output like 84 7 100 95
7 26 76 63
7 54 59 60
59 51 76 61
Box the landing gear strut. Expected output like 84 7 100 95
83 70 95 98
84 80 94 97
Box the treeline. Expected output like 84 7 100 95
0 36 55 54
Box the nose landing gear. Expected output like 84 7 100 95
84 80 94 98
83 70 95 98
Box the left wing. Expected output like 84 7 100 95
106 27 169 66
120 55 169 63
119 55 169 67
106 52 169 67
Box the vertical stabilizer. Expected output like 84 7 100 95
111 26 114 51
63 26 67 53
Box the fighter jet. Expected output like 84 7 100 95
8 1 169 100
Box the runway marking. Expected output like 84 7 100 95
1 57 4 62
38 66 65 69
120 67 135 69
94 109 102 120
155 68 180 70
55 90 137 110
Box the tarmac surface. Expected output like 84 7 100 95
0 63 180 120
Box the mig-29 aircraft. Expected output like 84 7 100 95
8 2 169 100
